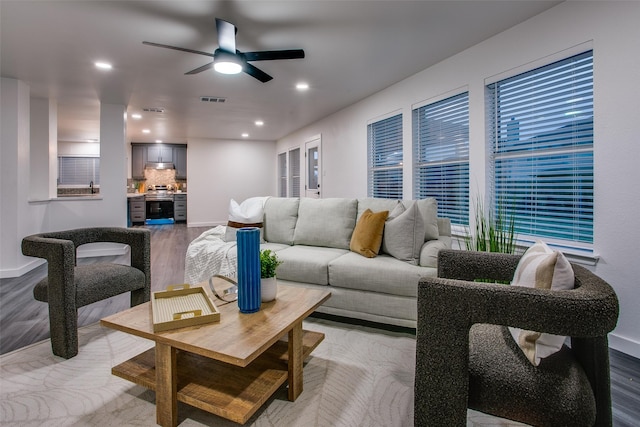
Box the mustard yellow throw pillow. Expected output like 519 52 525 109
350 209 389 258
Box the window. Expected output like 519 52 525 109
367 113 403 199
413 92 469 225
278 152 287 197
277 148 301 197
487 51 593 245
289 147 301 197
58 156 100 186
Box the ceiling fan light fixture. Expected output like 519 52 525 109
213 50 242 75
214 61 242 74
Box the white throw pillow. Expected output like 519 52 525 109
224 197 268 242
509 240 575 366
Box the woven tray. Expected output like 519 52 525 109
151 284 220 332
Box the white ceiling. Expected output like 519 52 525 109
1 0 560 144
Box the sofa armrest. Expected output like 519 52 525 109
419 236 451 268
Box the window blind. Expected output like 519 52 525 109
58 157 100 185
367 113 403 199
278 152 287 197
487 50 593 245
289 147 301 197
413 92 469 225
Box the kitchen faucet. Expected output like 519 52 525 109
89 181 94 194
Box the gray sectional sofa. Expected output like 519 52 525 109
257 197 452 328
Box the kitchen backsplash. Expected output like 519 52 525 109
127 168 187 192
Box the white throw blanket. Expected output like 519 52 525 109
184 225 237 285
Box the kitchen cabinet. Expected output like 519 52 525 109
147 144 173 163
128 196 146 225
174 193 187 222
131 145 146 179
173 145 187 179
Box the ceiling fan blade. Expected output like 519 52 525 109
185 62 214 75
243 62 273 83
142 41 214 58
243 49 305 62
215 18 236 53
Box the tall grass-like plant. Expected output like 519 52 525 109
464 196 517 254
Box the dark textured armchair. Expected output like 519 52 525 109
415 249 619 427
22 227 151 359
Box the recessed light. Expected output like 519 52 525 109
131 113 142 120
241 133 249 138
155 140 163 143
142 129 150 134
95 61 112 70
255 120 264 126
296 82 309 91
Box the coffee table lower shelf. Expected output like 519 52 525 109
112 329 324 424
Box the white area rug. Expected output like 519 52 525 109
1 318 525 426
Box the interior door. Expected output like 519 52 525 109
305 137 322 199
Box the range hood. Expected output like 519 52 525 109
145 162 175 170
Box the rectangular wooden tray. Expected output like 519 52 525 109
151 284 220 332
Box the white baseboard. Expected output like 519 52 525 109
0 258 46 279
187 221 225 228
609 333 640 359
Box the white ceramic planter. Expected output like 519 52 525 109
261 277 277 302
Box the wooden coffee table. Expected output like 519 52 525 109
101 283 331 426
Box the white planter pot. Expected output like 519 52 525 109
261 277 277 302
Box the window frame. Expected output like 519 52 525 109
367 112 403 199
412 91 470 226
486 50 594 249
57 156 100 187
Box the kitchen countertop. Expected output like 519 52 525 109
127 192 187 198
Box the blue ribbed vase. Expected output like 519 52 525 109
236 227 261 313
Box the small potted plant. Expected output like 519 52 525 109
260 249 282 302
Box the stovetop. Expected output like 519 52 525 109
145 185 174 201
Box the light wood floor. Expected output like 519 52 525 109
1 223 638 425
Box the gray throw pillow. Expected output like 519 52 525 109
381 202 425 265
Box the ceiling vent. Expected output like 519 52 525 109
200 96 226 103
142 107 165 113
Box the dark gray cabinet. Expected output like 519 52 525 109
174 193 187 222
128 196 145 224
131 145 146 179
173 145 187 179
131 143 187 178
147 144 173 163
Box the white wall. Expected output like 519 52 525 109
0 88 129 277
187 138 277 227
277 2 640 358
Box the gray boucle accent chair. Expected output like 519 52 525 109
22 227 151 359
415 249 619 427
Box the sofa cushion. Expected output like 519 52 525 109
294 198 357 250
412 198 439 242
328 252 436 297
350 209 389 258
263 197 299 245
274 245 348 285
357 198 400 220
508 240 575 366
382 202 424 265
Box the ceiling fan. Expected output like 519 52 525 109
143 18 305 83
